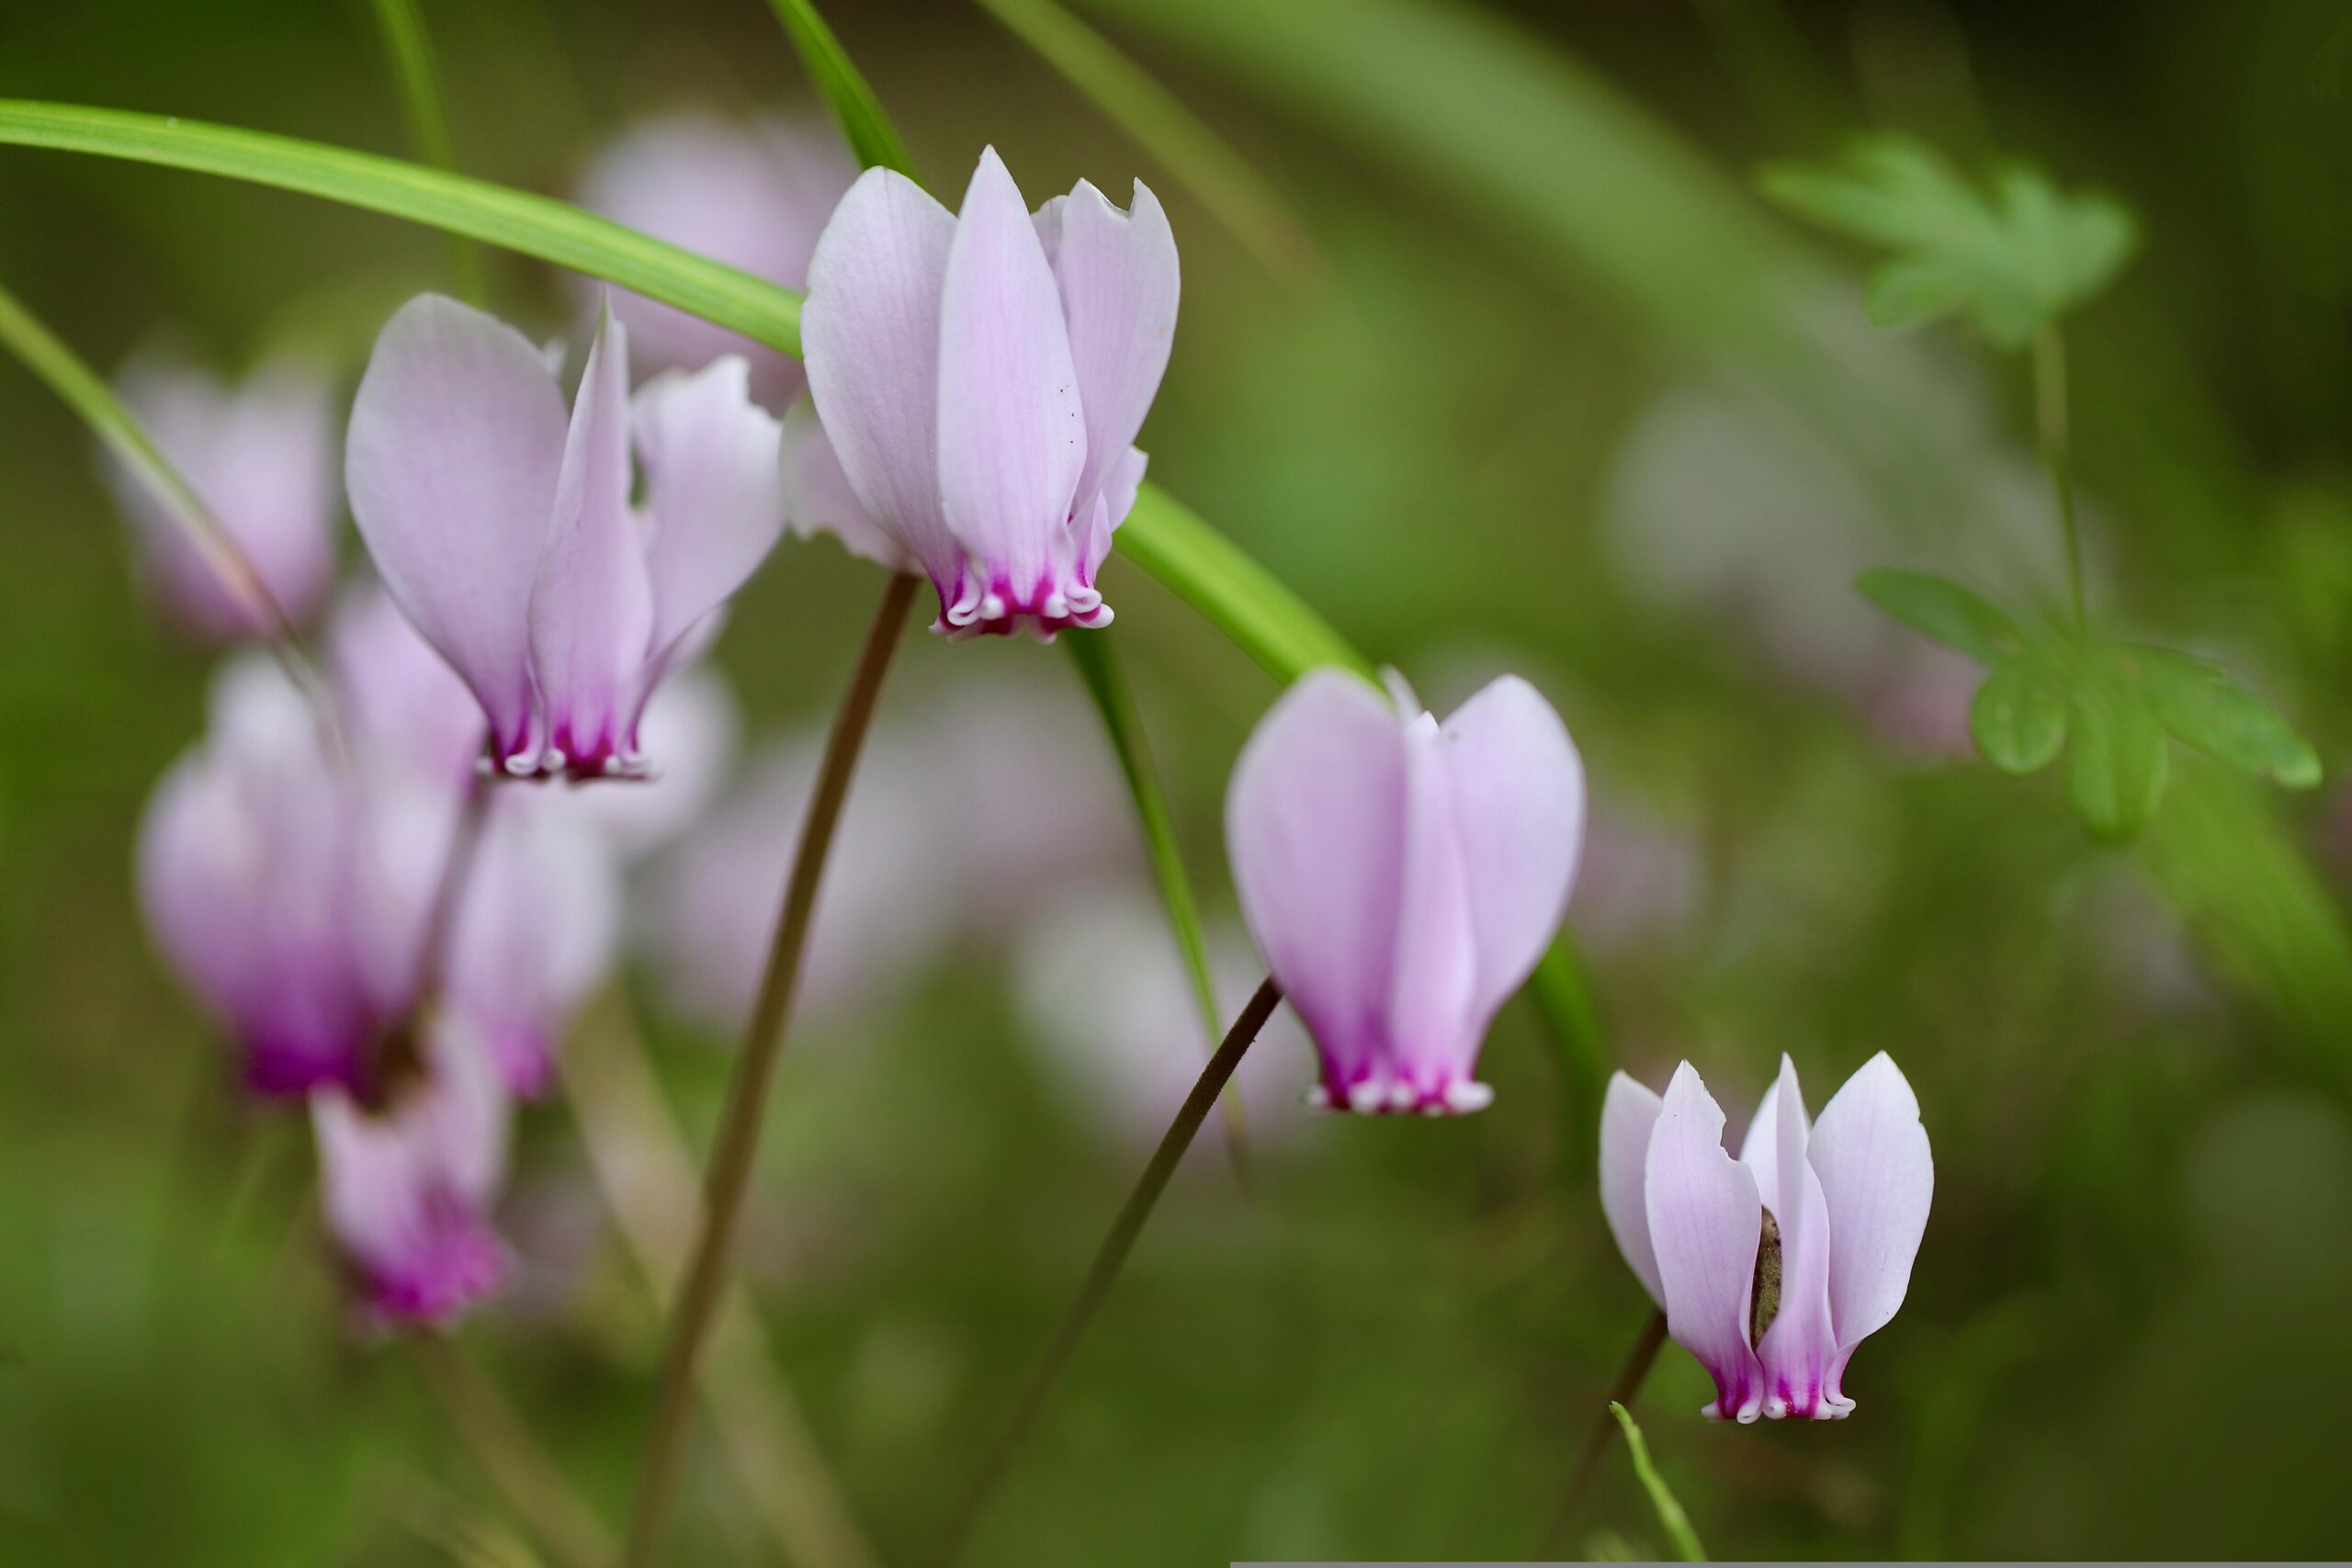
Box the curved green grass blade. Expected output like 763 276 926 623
364 0 488 305
0 99 802 354
976 0 1322 288
1607 1402 1706 1562
1114 486 1371 681
760 0 921 179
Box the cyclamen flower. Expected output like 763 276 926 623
800 148 1178 638
312 1019 512 1326
137 656 441 1096
347 294 785 777
576 113 855 408
1226 670 1586 1114
105 351 338 641
1600 1055 1933 1421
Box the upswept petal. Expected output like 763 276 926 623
1807 1053 1933 1371
1753 1055 1842 1418
801 167 962 585
634 355 786 673
1382 715 1482 1111
780 399 917 571
1431 674 1585 1023
935 147 1087 619
1227 671 1409 1099
1600 1072 1666 1303
347 295 569 759
1738 1077 1786 1216
1645 1062 1766 1422
1042 178 1179 522
528 309 654 775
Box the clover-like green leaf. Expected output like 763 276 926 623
2065 663 2169 842
2124 646 2322 790
1762 136 2137 349
1857 568 2025 663
1971 659 2069 775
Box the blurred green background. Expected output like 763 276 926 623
6 0 2352 1561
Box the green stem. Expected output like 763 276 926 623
1064 632 1256 1186
411 1333 615 1568
364 0 488 305
2032 325 2085 635
623 572 920 1568
933 976 1284 1567
0 274 334 716
1546 1308 1668 1550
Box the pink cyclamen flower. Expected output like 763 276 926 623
577 113 854 409
346 294 784 777
800 147 1178 638
105 351 338 641
1600 1055 1933 1421
137 656 441 1097
312 1019 512 1326
1226 669 1586 1114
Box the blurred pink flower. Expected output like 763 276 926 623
1600 1055 1932 1421
105 351 338 641
346 294 782 777
640 673 1127 1035
312 1017 512 1327
1013 890 1318 1156
800 149 1177 638
137 656 444 1096
576 113 854 408
1226 670 1585 1114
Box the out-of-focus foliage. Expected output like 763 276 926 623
1761 137 2136 348
6 0 2352 1563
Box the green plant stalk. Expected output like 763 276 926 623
1609 1399 1706 1562
624 572 921 1568
0 100 801 352
2033 325 2086 634
0 273 333 713
933 977 1285 1567
364 0 487 304
1066 632 1255 1182
761 0 921 177
410 1333 615 1568
1547 1309 1668 1550
974 0 1320 287
0 97 1610 1128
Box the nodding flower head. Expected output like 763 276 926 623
346 293 785 778
312 1018 512 1328
1225 670 1586 1115
1600 1054 1933 1421
798 147 1178 640
136 655 441 1098
105 349 339 644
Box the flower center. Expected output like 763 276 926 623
1749 1207 1783 1347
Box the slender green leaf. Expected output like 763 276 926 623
2065 665 2169 842
1762 136 2137 349
0 100 804 354
976 0 1322 288
1115 486 1372 681
364 0 486 304
1065 632 1252 1173
2126 646 2322 790
1970 660 2068 775
760 0 921 179
1856 568 2024 663
1607 1403 1705 1562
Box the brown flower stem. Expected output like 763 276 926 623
932 976 1285 1567
623 571 920 1567
411 1332 615 1568
1547 1307 1671 1551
